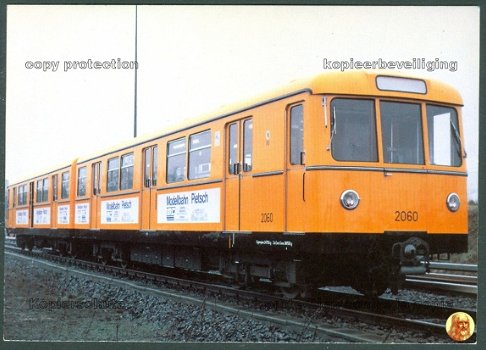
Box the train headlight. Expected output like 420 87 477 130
340 190 360 210
446 193 460 212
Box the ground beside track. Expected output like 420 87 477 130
3 253 330 342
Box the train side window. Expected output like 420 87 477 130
12 187 16 207
144 148 151 187
107 157 120 192
243 120 253 172
23 185 28 205
92 162 101 195
167 138 186 183
77 167 87 197
36 180 42 203
36 178 48 203
17 185 24 205
43 178 48 202
426 105 461 167
189 130 211 179
61 172 70 199
144 146 158 187
290 105 304 165
152 146 158 186
381 101 424 165
52 174 58 201
7 189 10 209
228 123 238 174
21 184 28 205
331 99 378 162
120 153 134 190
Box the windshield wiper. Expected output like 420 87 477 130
327 106 337 151
450 120 465 158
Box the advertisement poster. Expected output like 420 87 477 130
101 197 139 224
75 203 90 225
157 188 220 224
34 207 50 225
57 205 70 225
15 209 28 225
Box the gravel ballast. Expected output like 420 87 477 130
4 253 326 342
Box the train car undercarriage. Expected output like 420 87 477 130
12 228 467 298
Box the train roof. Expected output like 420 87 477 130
9 71 463 186
76 71 462 162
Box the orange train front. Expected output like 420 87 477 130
6 71 468 297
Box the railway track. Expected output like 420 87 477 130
4 240 476 342
5 237 478 296
405 262 478 295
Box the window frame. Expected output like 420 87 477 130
143 146 158 188
426 104 462 167
188 130 212 180
228 123 238 175
36 180 43 203
380 100 425 165
152 146 158 186
330 98 378 163
107 157 120 192
242 120 252 172
289 104 304 165
92 162 101 195
36 178 49 203
166 137 187 184
120 153 134 191
52 174 58 201
17 185 26 206
61 171 70 199
77 166 87 197
42 178 48 202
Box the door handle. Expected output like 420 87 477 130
302 173 306 202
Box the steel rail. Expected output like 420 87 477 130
4 244 467 342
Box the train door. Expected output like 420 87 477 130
6 188 10 228
29 181 34 227
225 119 252 231
51 174 58 228
225 122 240 230
90 162 101 229
141 145 158 229
285 103 306 232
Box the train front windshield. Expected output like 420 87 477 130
330 98 462 167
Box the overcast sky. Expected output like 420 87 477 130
6 5 480 199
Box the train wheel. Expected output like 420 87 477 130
26 240 34 252
68 243 78 259
99 251 112 266
238 265 255 288
280 285 301 299
119 257 130 269
19 240 26 251
119 248 130 269
58 244 68 257
300 284 318 300
356 280 387 298
353 269 388 298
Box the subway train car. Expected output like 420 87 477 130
6 71 468 297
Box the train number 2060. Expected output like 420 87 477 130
394 211 419 222
260 213 274 223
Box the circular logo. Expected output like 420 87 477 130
446 312 475 342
